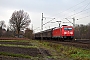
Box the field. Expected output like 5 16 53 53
0 39 90 60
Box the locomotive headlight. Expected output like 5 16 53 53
70 32 73 34
64 32 67 34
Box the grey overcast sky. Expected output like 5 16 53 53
0 0 90 32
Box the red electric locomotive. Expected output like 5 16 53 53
52 25 74 40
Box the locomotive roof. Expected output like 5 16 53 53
52 26 73 30
62 26 73 27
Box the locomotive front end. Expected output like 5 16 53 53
62 26 74 40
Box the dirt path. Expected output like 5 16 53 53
0 46 41 57
0 55 31 60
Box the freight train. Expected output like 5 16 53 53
34 25 74 41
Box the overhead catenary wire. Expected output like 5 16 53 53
63 3 90 18
75 2 90 21
34 27 40 30
65 1 90 18
43 18 55 25
50 0 87 17
78 14 90 20
57 1 90 25
66 7 90 18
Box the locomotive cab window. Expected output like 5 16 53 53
64 28 72 30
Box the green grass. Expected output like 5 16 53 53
0 40 38 48
0 40 17 42
0 40 30 42
0 51 54 60
69 48 90 59
0 52 50 60
0 52 36 59
0 44 38 48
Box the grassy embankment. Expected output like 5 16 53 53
31 40 90 60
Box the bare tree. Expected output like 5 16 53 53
0 21 6 29
0 21 6 37
9 10 31 37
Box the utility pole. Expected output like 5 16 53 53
31 24 33 30
41 13 43 40
72 17 75 27
56 21 61 27
65 17 78 27
41 13 55 40
41 13 43 30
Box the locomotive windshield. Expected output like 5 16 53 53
64 28 72 30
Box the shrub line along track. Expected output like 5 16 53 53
41 39 90 50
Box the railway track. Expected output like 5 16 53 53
74 39 90 44
41 39 90 50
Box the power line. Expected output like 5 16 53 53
43 18 55 25
75 12 89 19
78 14 90 20
63 2 90 17
57 6 90 24
50 0 87 17
67 7 90 18
82 1 90 11
66 1 90 18
34 27 40 30
65 0 87 11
